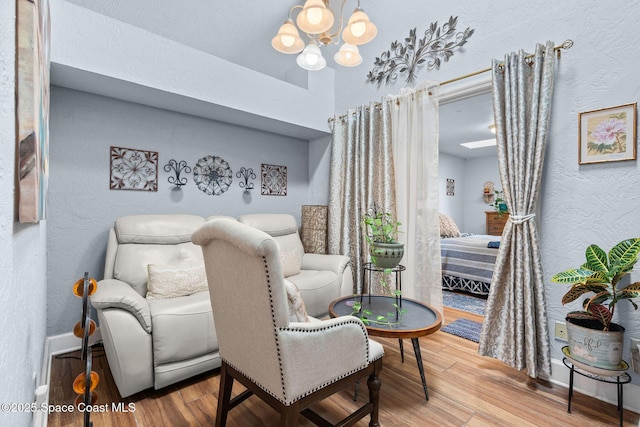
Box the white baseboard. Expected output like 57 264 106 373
35 329 102 427
549 357 640 414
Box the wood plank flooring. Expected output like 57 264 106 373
48 306 639 426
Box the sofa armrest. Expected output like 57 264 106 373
301 253 350 275
277 316 378 401
91 279 152 333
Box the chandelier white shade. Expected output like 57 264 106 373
334 43 362 66
342 8 377 45
297 43 327 70
296 0 334 34
271 19 305 54
272 0 376 70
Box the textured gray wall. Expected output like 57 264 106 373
47 87 311 335
0 1 48 426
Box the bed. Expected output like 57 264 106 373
440 234 501 295
439 214 501 295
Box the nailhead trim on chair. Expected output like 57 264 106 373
225 255 379 406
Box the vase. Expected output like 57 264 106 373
370 242 404 269
565 317 625 370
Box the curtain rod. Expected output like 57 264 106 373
328 39 574 125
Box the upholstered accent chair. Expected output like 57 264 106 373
238 213 353 318
193 218 384 427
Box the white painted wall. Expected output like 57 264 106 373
334 0 640 385
0 1 48 426
438 153 466 230
463 155 501 235
47 87 312 335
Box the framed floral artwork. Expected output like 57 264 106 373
578 103 637 165
110 146 158 191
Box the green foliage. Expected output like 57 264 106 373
490 190 508 215
361 204 401 244
552 238 640 330
351 300 408 327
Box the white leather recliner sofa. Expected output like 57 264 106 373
90 213 353 398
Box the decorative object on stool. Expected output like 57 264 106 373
236 167 256 193
301 205 328 254
163 159 191 188
552 237 640 369
72 273 99 427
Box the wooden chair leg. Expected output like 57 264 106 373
215 363 234 427
281 401 300 427
368 370 381 427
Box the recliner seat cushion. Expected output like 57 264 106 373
149 291 217 366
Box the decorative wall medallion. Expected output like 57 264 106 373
366 16 474 87
110 146 158 191
261 164 287 196
193 155 233 195
446 178 455 196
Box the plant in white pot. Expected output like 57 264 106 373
551 237 640 369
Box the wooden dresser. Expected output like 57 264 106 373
485 211 509 235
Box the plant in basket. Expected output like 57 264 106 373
551 237 640 369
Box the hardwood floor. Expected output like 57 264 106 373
48 307 639 426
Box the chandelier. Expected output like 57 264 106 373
271 0 377 71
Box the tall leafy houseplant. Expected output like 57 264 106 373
551 237 640 369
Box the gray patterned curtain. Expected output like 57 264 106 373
328 103 395 293
478 41 556 378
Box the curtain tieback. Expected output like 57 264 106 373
509 213 536 224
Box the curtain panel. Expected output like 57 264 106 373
388 81 442 310
328 103 395 293
478 41 556 378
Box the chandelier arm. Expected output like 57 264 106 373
287 4 303 20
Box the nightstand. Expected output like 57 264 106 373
485 211 509 235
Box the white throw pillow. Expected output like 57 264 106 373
146 262 208 299
284 279 308 322
439 213 461 238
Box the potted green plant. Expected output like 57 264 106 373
551 237 640 369
490 190 508 216
361 204 404 269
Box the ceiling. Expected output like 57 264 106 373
62 0 496 158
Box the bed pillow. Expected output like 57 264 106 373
146 262 208 299
439 213 461 238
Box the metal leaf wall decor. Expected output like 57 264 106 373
366 16 474 88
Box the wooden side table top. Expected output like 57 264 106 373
328 295 442 339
